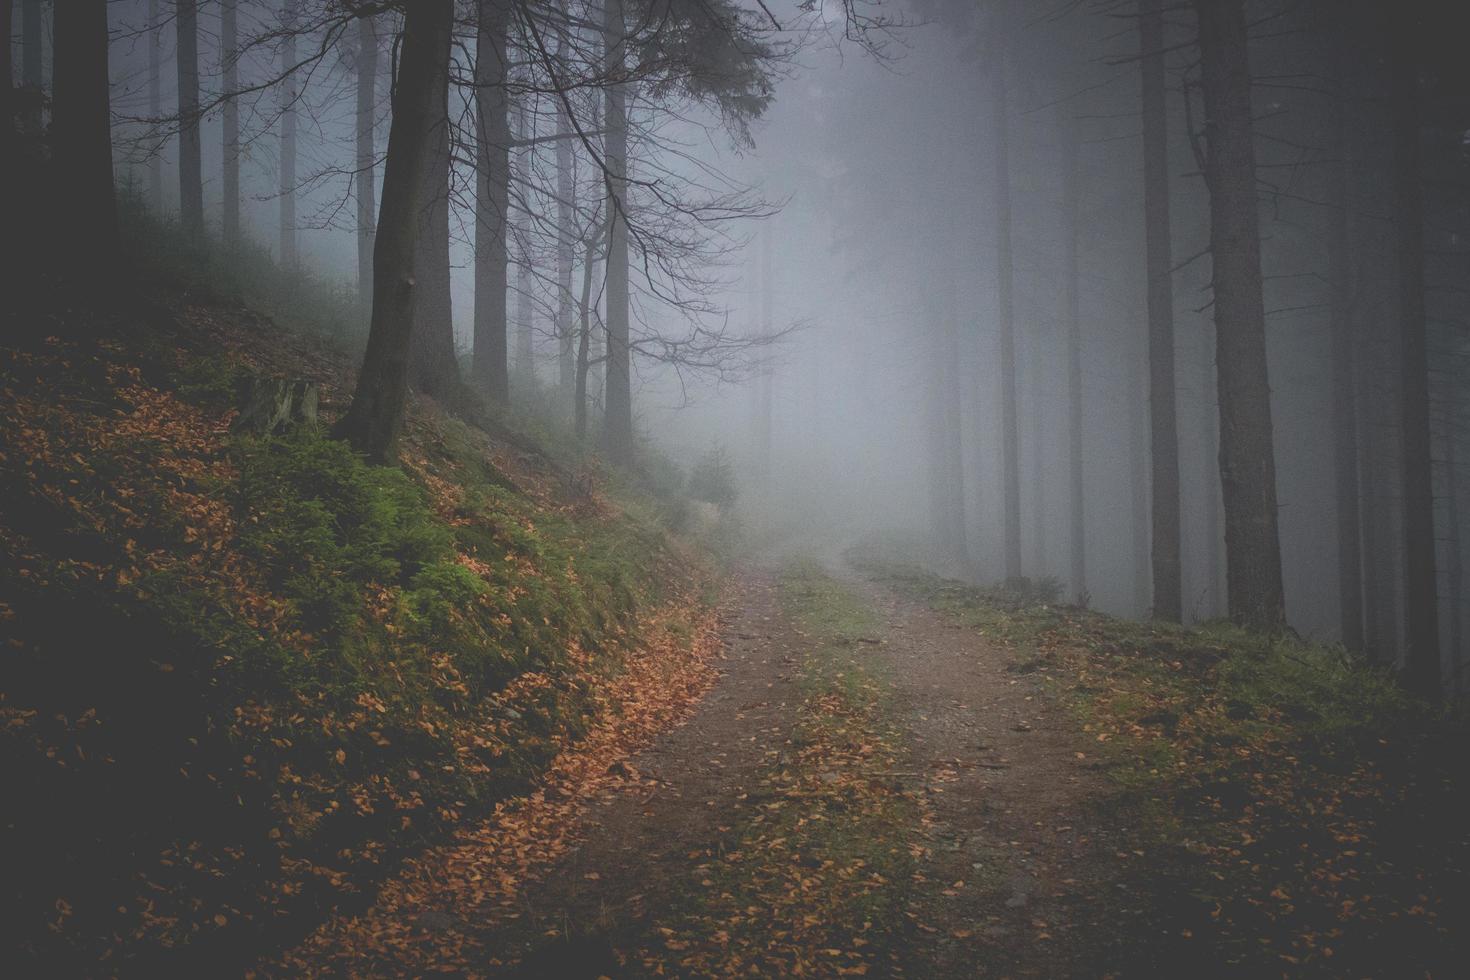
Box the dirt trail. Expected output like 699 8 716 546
490 570 808 976
838 571 1118 977
269 564 1118 978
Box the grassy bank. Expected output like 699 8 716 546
0 208 715 973
851 553 1469 977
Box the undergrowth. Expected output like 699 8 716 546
0 209 711 973
850 547 1468 978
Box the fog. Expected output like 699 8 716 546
70 0 1470 673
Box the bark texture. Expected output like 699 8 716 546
601 0 634 466
222 0 241 244
1141 0 1181 621
176 0 204 241
356 15 378 311
1195 0 1286 630
52 0 118 273
473 0 512 406
334 0 452 463
1390 30 1441 698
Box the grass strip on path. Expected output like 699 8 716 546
639 560 918 978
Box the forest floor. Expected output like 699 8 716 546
256 559 1224 978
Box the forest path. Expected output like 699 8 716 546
266 562 1120 978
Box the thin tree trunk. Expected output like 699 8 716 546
1201 319 1222 618
21 0 43 133
176 0 203 242
1064 125 1085 603
514 100 535 384
409 58 457 403
1029 326 1045 574
1328 30 1364 651
1129 357 1150 616
556 50 576 401
0 0 11 177
222 0 240 245
601 0 634 465
1390 32 1440 698
991 35 1022 580
1141 0 1181 621
52 0 118 274
574 222 602 440
280 1 298 269
942 281 970 570
334 0 452 463
755 225 774 481
356 14 378 311
473 0 511 406
148 0 162 211
1195 0 1286 630
1440 408 1463 689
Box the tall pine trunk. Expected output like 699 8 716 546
941 279 970 571
1328 31 1364 650
148 0 162 211
1195 0 1286 630
574 220 602 440
1141 0 1181 621
334 0 452 463
1129 356 1150 615
176 0 203 241
21 0 43 133
991 35 1022 580
1390 30 1441 698
280 1 298 269
556 62 576 401
356 15 377 312
514 101 535 384
221 0 240 245
602 0 634 465
473 0 511 406
408 58 458 403
52 0 118 275
1063 125 1086 602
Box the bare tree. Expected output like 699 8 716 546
1389 18 1440 697
177 0 204 241
52 0 118 275
334 0 453 462
355 15 378 310
1140 0 1180 621
1194 0 1285 630
990 26 1022 580
222 0 242 244
601 0 634 465
1063 123 1085 603
280 0 299 268
473 0 512 406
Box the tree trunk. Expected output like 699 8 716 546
176 0 203 242
52 0 118 272
21 0 43 133
1201 319 1222 618
334 0 452 463
473 0 511 406
991 35 1022 580
941 282 970 571
1195 0 1286 631
574 222 602 440
557 58 576 402
755 225 774 481
1028 325 1045 574
356 14 378 312
1129 356 1150 616
280 1 298 269
1390 32 1441 698
148 0 162 211
1327 30 1364 651
514 100 535 385
221 0 240 245
1141 0 1181 621
1440 408 1463 692
1063 125 1086 603
601 0 634 466
409 63 458 403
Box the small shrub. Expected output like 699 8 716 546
687 445 738 511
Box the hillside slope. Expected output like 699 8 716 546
0 259 714 973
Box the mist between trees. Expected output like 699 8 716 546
6 0 1467 698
